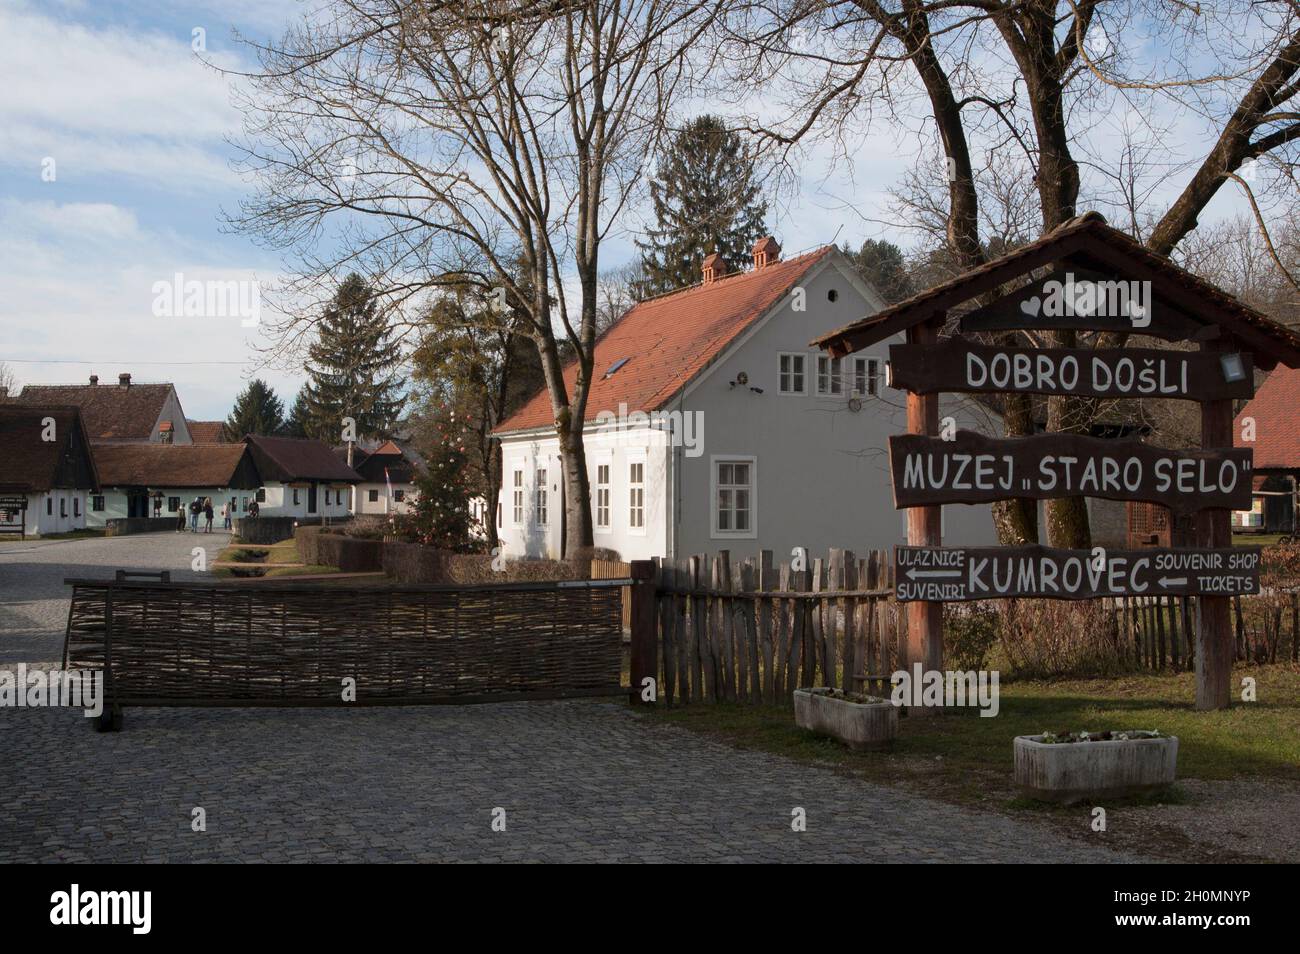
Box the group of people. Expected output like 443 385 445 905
174 497 251 533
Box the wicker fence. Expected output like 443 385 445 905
647 549 898 706
64 575 629 720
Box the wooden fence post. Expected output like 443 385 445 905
906 316 945 710
629 559 658 706
1196 340 1234 710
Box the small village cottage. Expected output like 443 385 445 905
243 434 361 519
493 237 999 561
87 442 263 527
0 405 99 537
339 439 424 516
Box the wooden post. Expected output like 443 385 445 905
905 317 945 702
629 559 658 706
1195 341 1234 710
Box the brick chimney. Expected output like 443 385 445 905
118 373 131 389
752 235 781 269
89 375 98 385
701 252 729 284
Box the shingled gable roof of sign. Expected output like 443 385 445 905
811 212 1300 371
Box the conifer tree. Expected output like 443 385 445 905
300 273 406 441
222 379 285 442
635 116 768 296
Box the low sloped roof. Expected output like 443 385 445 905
245 434 362 483
92 442 259 489
496 246 835 433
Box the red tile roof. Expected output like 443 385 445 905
14 381 176 440
1235 366 1300 470
187 420 227 443
496 246 834 434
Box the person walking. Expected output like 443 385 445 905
248 498 259 519
203 497 214 533
221 499 232 531
175 501 186 533
189 497 201 532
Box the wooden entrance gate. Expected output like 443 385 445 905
64 574 630 729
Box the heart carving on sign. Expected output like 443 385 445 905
1020 295 1041 317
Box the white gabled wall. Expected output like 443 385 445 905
496 426 670 561
19 490 89 536
673 256 997 557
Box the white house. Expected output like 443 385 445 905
243 434 360 519
14 374 195 444
339 439 424 516
492 237 999 562
0 404 100 537
86 442 263 527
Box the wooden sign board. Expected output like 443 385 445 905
888 341 1253 401
895 545 1262 602
889 430 1253 515
957 268 1201 340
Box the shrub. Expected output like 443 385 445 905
944 603 1000 671
989 598 1130 679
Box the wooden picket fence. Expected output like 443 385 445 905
1118 591 1300 671
648 549 900 706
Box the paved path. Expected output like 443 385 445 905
0 701 1143 863
0 531 230 662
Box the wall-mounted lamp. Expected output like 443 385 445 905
1220 353 1247 383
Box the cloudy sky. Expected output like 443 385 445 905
0 0 1252 421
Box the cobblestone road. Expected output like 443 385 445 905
0 530 229 662
0 534 1146 864
0 701 1143 863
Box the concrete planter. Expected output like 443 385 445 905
1014 733 1179 803
793 687 897 751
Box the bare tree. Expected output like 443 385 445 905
228 0 718 558
721 0 1300 546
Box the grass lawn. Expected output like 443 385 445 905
1233 532 1290 546
648 666 1300 808
211 540 340 579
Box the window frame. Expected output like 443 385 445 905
776 352 808 396
815 355 843 396
710 454 757 540
626 454 646 536
511 468 525 526
534 467 548 527
92 495 105 513
594 460 612 532
850 355 883 398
